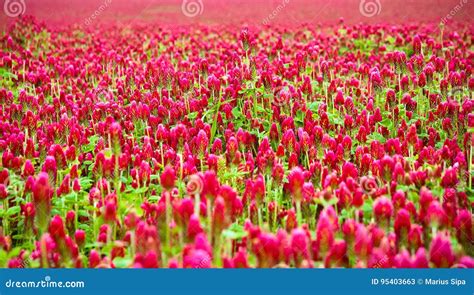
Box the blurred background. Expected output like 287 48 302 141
0 0 473 28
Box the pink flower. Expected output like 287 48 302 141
287 167 305 202
184 249 211 268
32 172 52 232
429 233 455 268
160 166 176 191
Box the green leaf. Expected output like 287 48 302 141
188 112 198 120
0 68 17 80
307 101 321 113
222 223 247 240
231 107 243 118
82 135 100 153
78 224 90 231
367 132 387 143
379 118 393 129
7 206 21 216
113 257 132 268
327 112 343 126
79 177 93 190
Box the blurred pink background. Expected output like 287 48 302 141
0 0 473 28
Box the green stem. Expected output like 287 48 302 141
165 191 171 262
296 200 302 226
207 200 212 244
40 236 49 268
469 143 473 189
2 199 9 237
115 154 120 205
195 193 201 217
213 234 221 267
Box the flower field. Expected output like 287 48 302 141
0 3 473 268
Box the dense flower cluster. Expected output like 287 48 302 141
0 16 473 268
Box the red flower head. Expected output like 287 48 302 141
109 122 122 143
429 233 455 268
104 200 117 224
233 250 249 268
0 184 7 200
49 215 66 242
21 202 35 233
226 136 238 160
75 230 86 248
391 190 406 212
218 185 237 214
346 223 366 255
315 209 337 255
22 160 35 177
89 250 101 268
342 219 358 242
394 249 412 268
336 182 352 209
291 228 310 266
453 209 473 248
143 250 159 268
324 240 347 268
394 209 411 246
272 163 285 185
184 249 211 268
187 214 203 240
66 210 75 235
32 172 52 232
212 197 226 237
440 166 458 188
373 197 393 228
160 166 176 191
42 156 57 183
202 170 220 200
211 139 223 154
196 130 209 158
286 209 297 232
408 224 423 251
253 175 266 204
288 167 305 202
413 248 429 268
72 178 81 192
457 257 474 268
425 201 447 228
